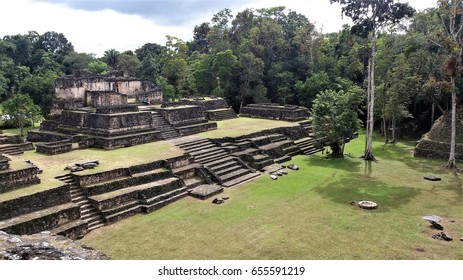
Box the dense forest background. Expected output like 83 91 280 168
0 5 460 136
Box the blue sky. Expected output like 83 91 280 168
0 0 438 57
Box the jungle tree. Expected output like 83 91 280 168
329 0 414 161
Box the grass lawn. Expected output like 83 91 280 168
197 117 299 138
0 140 183 202
81 133 463 260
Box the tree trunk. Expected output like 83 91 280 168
445 76 457 170
364 30 377 161
365 58 372 156
391 116 396 144
431 102 435 125
239 93 244 115
330 142 344 158
382 115 388 144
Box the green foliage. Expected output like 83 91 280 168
103 48 120 69
1 93 42 136
312 86 363 157
63 51 95 74
87 60 110 74
19 69 60 116
117 53 140 77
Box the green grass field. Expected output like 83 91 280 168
81 133 463 260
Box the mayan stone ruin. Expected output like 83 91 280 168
1 69 327 246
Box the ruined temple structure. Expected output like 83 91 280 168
28 73 219 153
50 70 161 115
0 155 41 195
240 103 309 122
414 107 463 161
162 97 237 121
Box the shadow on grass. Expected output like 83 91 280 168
299 154 363 173
313 173 421 212
447 173 463 204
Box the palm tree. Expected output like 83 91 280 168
103 48 120 70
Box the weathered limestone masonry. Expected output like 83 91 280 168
211 126 308 169
415 107 463 161
0 160 41 194
157 106 217 136
240 103 309 122
0 154 10 170
0 134 35 156
35 140 72 155
162 97 238 121
52 70 159 116
0 154 202 239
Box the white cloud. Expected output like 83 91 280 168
0 0 439 57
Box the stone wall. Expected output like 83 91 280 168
414 139 463 161
162 97 229 110
36 141 73 155
76 168 129 187
240 103 309 122
0 135 23 145
0 155 9 171
414 108 462 161
86 91 127 107
55 72 155 101
136 88 163 104
0 164 41 194
0 203 80 236
59 110 153 137
95 104 139 114
0 185 71 221
157 106 206 127
91 131 160 149
27 130 71 143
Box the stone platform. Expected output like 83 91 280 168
189 184 224 200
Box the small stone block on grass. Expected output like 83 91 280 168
189 184 223 200
424 175 441 181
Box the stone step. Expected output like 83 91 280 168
105 205 142 224
87 219 105 231
184 143 216 153
177 139 211 149
188 145 221 155
101 200 140 218
79 203 93 210
219 168 251 182
183 177 204 189
204 156 235 168
222 172 261 188
50 219 88 239
71 196 87 204
55 174 73 180
209 160 237 172
274 155 291 163
81 207 97 216
190 147 224 158
304 147 324 155
83 214 103 224
196 152 229 164
142 188 188 213
215 165 243 176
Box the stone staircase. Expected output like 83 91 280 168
206 108 238 121
56 174 105 232
0 142 34 156
82 168 188 223
150 111 180 140
299 120 313 135
294 137 324 155
177 139 260 187
249 134 301 163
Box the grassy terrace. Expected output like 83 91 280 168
0 117 295 202
82 132 462 260
197 117 298 138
